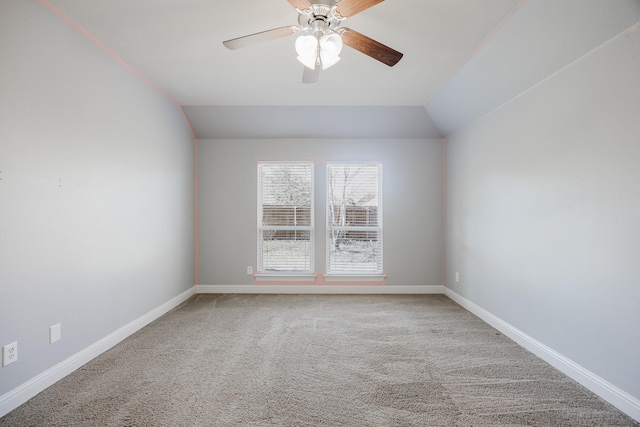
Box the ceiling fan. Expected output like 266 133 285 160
222 0 403 84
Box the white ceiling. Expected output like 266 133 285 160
44 0 640 138
48 0 521 107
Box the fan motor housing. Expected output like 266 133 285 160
297 2 344 31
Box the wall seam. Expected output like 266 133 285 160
194 137 199 284
38 0 181 110
441 137 447 287
424 0 529 107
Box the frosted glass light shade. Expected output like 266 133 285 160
319 33 343 70
295 35 318 57
320 51 340 69
320 33 343 56
295 35 319 69
297 55 317 69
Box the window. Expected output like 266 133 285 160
258 162 314 273
327 163 382 274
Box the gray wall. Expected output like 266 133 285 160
198 139 443 286
444 25 640 399
0 1 195 396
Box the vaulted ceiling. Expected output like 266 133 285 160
46 0 640 138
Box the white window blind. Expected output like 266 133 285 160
326 163 382 274
258 162 314 272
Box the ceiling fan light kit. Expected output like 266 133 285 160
296 32 343 70
222 0 403 83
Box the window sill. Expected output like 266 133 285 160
254 273 317 282
324 274 386 282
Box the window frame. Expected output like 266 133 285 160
325 162 383 277
257 161 315 278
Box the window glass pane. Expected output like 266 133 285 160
260 165 312 208
327 230 381 273
262 206 311 226
261 230 311 271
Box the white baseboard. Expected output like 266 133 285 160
195 284 445 294
443 288 640 422
0 286 196 418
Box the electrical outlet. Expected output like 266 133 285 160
246 266 253 275
455 272 460 282
50 323 62 344
2 342 18 367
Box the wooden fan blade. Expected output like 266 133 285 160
302 65 320 84
335 0 384 18
287 0 312 10
341 28 403 67
223 26 297 50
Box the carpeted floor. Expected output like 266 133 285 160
1 294 638 426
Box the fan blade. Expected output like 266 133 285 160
302 65 320 84
340 28 403 66
335 0 384 18
287 0 312 10
223 26 297 50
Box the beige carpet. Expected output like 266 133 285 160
1 294 638 426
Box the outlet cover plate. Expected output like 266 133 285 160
2 342 18 367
